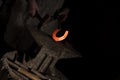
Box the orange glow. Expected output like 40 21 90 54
52 29 69 42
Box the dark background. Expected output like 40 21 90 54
57 0 119 80
96 1 120 80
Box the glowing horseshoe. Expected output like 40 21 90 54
52 29 69 42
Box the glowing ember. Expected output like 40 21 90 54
52 29 69 42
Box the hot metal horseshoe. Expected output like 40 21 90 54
52 29 69 42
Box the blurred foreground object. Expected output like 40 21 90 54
0 0 82 79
